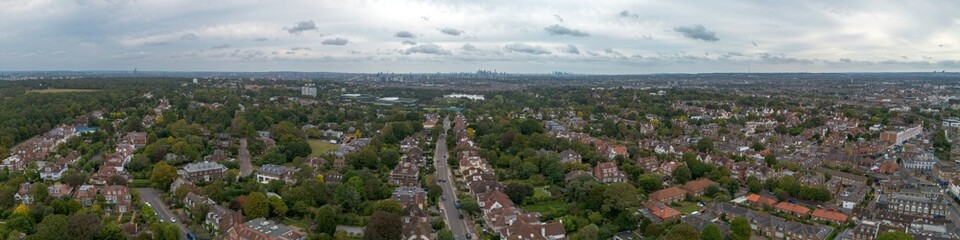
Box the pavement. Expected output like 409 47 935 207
434 120 475 240
238 138 254 177
136 187 189 238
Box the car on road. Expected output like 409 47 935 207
455 200 460 209
459 214 464 219
170 217 176 223
187 232 197 240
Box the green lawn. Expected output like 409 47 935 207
676 202 702 214
532 187 552 199
27 88 100 93
522 200 566 213
308 139 339 157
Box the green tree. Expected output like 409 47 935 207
637 174 663 193
315 205 339 235
268 196 288 217
730 217 751 240
747 176 763 193
576 224 599 240
876 231 912 240
150 162 178 190
673 165 692 184
243 192 271 219
505 183 534 204
602 182 638 215
764 154 778 167
701 224 723 240
459 198 481 214
666 223 700 240
437 229 454 240
363 211 401 240
68 213 102 240
33 214 69 240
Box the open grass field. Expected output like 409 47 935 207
308 139 339 157
27 88 100 93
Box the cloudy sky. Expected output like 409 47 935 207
1 0 959 73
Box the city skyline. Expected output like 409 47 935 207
2 0 959 73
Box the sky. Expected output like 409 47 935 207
1 0 959 74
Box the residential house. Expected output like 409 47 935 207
73 185 98 206
781 221 833 240
811 209 848 224
745 194 777 208
649 187 686 204
39 163 68 180
774 202 811 217
593 161 626 183
559 150 581 164
643 200 681 221
401 205 431 240
184 192 215 209
635 157 660 173
225 218 305 240
255 164 295 184
206 205 244 234
15 182 32 204
607 145 629 159
47 183 73 198
392 186 428 209
681 178 716 197
103 185 132 213
178 161 227 183
390 161 419 186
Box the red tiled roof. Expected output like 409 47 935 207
774 202 811 215
682 178 716 192
812 209 848 222
643 200 681 220
649 187 685 202
745 194 777 206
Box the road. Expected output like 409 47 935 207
434 119 474 240
137 188 189 237
238 138 253 177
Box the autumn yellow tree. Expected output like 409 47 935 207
13 204 29 216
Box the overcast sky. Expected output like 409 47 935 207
1 0 959 73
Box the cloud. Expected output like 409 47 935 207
211 44 230 49
618 10 638 18
394 31 416 38
290 47 311 51
253 38 269 42
553 14 564 22
404 43 451 55
504 43 551 55
438 27 464 36
673 25 719 42
321 37 349 45
461 44 478 51
402 40 417 45
544 24 589 37
560 44 579 54
180 33 198 41
284 20 318 34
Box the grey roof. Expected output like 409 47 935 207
258 164 293 175
180 161 226 173
244 218 295 239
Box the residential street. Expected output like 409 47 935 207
136 188 189 238
238 138 253 177
434 119 474 240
